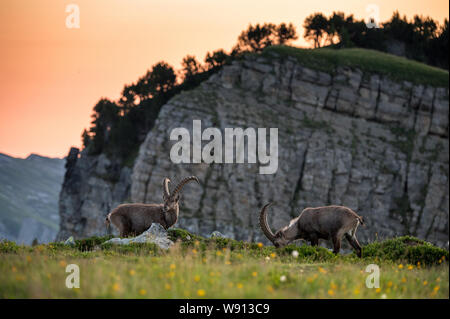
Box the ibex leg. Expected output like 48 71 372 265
345 233 362 258
332 235 341 254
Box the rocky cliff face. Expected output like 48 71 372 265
56 148 131 240
57 53 449 247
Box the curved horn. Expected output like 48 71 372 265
170 176 200 198
259 203 276 244
163 178 171 201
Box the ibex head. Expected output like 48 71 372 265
259 203 292 248
162 176 200 213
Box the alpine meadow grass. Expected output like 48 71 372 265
0 232 448 299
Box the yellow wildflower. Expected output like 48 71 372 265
318 267 327 274
197 289 205 297
139 289 147 296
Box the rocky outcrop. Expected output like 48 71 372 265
56 148 131 240
58 53 449 247
102 223 174 250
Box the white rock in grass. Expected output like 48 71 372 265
64 236 75 246
102 223 174 250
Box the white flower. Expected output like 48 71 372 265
280 275 287 282
381 294 387 299
292 250 299 258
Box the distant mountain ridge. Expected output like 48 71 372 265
0 152 65 244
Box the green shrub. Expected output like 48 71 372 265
74 235 114 251
0 240 20 254
362 236 448 265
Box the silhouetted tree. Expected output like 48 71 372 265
89 98 120 154
234 22 298 53
235 23 276 52
118 84 138 110
275 23 298 44
432 19 449 69
181 55 203 81
81 129 91 149
302 11 448 69
132 62 177 101
204 49 229 69
303 13 328 48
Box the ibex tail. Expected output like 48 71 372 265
358 216 365 226
105 213 111 232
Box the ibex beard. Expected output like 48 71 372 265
260 203 365 257
169 120 278 175
106 176 200 237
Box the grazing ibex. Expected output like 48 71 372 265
106 176 200 237
259 203 365 257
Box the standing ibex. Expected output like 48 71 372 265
106 176 199 237
259 203 365 257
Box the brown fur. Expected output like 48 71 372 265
260 204 365 257
106 176 199 237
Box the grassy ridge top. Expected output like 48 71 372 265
262 45 449 88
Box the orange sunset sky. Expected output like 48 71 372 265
0 0 448 158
